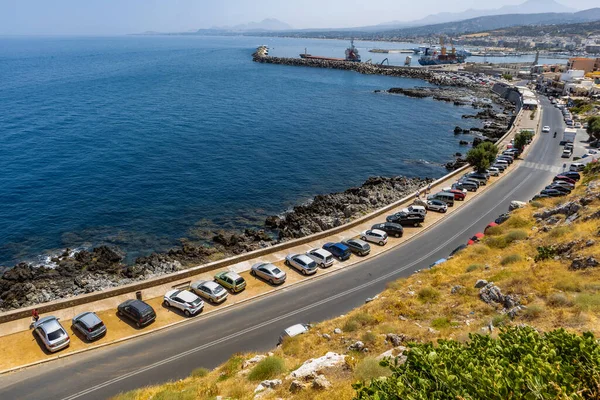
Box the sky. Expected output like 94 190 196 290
0 0 598 35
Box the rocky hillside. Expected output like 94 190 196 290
114 163 600 400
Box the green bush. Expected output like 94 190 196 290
505 229 528 241
549 226 569 238
354 327 600 399
361 331 378 345
431 317 451 329
491 314 509 327
417 287 440 303
575 293 600 312
522 304 544 320
247 356 285 381
484 225 503 236
500 254 522 265
546 293 573 308
486 230 528 249
466 264 483 272
190 367 210 378
343 319 359 333
535 245 556 262
353 357 392 381
217 355 244 381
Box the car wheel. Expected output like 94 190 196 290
414 222 419 227
442 209 447 213
285 260 290 266
184 310 191 317
251 270 256 276
208 298 214 304
361 236 367 241
379 241 384 246
163 300 169 308
136 321 141 328
117 310 122 317
269 279 275 285
394 233 400 238
301 269 307 275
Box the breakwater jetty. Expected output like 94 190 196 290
252 51 470 87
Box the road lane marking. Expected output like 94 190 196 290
60 174 533 400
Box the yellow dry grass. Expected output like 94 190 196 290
113 169 600 400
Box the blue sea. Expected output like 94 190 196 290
1 35 485 266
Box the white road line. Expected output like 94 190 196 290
60 174 532 400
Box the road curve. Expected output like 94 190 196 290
0 98 566 400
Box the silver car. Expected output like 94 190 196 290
285 254 318 275
190 280 228 304
34 316 70 352
163 289 204 316
306 248 334 268
251 262 287 284
72 311 107 341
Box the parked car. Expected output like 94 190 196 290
449 244 467 257
554 175 576 185
163 289 204 316
532 193 551 201
497 155 513 164
562 171 581 180
464 174 487 186
494 159 509 167
341 238 371 256
251 262 287 285
72 311 107 341
360 229 388 246
117 299 156 328
468 172 490 181
540 189 564 197
386 212 425 227
214 271 247 293
371 222 404 238
427 192 455 206
484 222 498 233
306 248 334 268
447 189 466 200
429 258 447 268
487 167 500 177
33 316 70 352
454 181 478 192
542 126 550 133
322 242 352 261
190 280 229 304
547 184 571 194
467 232 485 245
495 212 510 225
551 181 575 191
278 323 309 345
426 199 448 213
492 163 507 172
401 205 427 216
459 177 481 188
561 149 572 158
285 254 318 275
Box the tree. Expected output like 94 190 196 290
587 115 600 142
514 130 534 155
466 142 499 172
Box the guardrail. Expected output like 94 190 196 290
0 97 525 325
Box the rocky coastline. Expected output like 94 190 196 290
0 176 429 311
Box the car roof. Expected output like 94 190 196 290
284 323 308 337
201 281 220 290
370 229 386 235
128 299 152 311
176 290 199 303
76 312 101 327
37 316 62 333
217 270 241 280
293 254 314 263
309 248 329 256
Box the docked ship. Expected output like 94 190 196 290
418 39 467 66
299 39 361 62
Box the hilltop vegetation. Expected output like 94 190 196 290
114 163 600 400
485 19 600 38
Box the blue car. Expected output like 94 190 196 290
322 242 351 261
429 258 447 268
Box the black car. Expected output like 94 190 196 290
117 299 156 328
458 179 480 191
561 171 581 181
495 213 511 225
531 194 550 201
341 238 371 256
465 173 487 185
449 244 467 257
540 189 564 197
386 212 425 227
371 222 404 238
546 184 571 194
492 163 507 172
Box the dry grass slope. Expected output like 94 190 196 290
113 163 600 400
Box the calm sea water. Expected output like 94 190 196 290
0 35 482 266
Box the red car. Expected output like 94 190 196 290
467 232 485 245
554 175 576 185
448 189 466 201
484 222 498 233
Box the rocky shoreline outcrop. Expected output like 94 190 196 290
0 175 431 311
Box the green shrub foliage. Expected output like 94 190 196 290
354 327 600 399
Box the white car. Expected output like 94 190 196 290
190 280 229 304
285 254 318 275
33 316 70 353
426 199 448 213
306 248 334 268
278 323 309 345
163 289 204 316
402 205 427 216
360 229 388 246
542 126 550 133
487 167 500 176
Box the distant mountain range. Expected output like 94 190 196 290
203 18 292 33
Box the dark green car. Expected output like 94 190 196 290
214 271 247 293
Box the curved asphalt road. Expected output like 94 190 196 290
0 97 566 400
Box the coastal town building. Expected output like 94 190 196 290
567 57 600 73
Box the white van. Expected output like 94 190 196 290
569 162 585 172
562 149 572 158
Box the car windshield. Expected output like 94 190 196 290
272 267 282 274
90 321 105 331
307 261 317 269
191 298 203 306
235 278 245 285
213 286 224 294
47 329 65 341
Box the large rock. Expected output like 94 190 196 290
312 375 332 390
243 355 267 369
288 352 346 380
570 257 599 271
479 282 520 311
534 201 581 221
